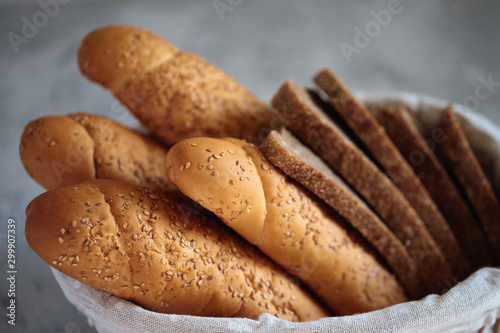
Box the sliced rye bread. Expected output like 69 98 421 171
313 69 471 278
372 104 493 272
260 127 425 299
271 79 455 295
438 106 500 263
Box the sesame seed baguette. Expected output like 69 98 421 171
260 128 424 299
165 137 408 315
25 179 330 321
19 113 175 194
438 106 500 263
271 80 454 295
372 104 493 272
78 25 280 147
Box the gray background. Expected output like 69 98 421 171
1 0 499 332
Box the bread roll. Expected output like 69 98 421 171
78 25 280 146
19 113 174 193
25 179 329 321
165 137 408 315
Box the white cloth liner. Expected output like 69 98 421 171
51 91 500 333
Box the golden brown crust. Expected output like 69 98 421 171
165 138 267 245
69 113 175 194
166 137 408 315
78 25 279 147
25 179 329 321
260 128 424 299
438 106 500 263
271 80 454 295
19 115 96 190
19 113 175 194
372 104 493 273
78 25 179 91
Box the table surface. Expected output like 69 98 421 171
1 1 499 332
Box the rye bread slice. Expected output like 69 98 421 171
271 79 455 295
260 128 424 299
372 104 493 272
313 69 470 278
438 106 500 263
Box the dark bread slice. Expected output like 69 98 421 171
260 128 424 299
271 79 454 295
438 106 500 263
372 104 493 272
313 69 471 279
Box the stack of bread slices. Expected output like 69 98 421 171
20 25 500 321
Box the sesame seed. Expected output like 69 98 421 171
184 162 191 170
71 220 77 227
60 228 65 234
207 165 215 170
58 237 64 244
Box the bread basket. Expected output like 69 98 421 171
51 91 500 333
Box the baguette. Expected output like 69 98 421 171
25 179 330 321
372 104 493 271
260 128 424 299
19 113 174 194
438 106 500 262
165 137 408 315
78 25 280 146
271 80 455 294
313 69 470 279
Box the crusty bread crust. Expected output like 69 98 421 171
19 113 175 194
166 137 408 315
438 106 500 263
271 80 454 295
25 179 330 321
78 25 279 147
19 115 96 190
260 128 424 299
372 104 492 273
313 69 468 280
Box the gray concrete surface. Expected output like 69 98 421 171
1 1 499 332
